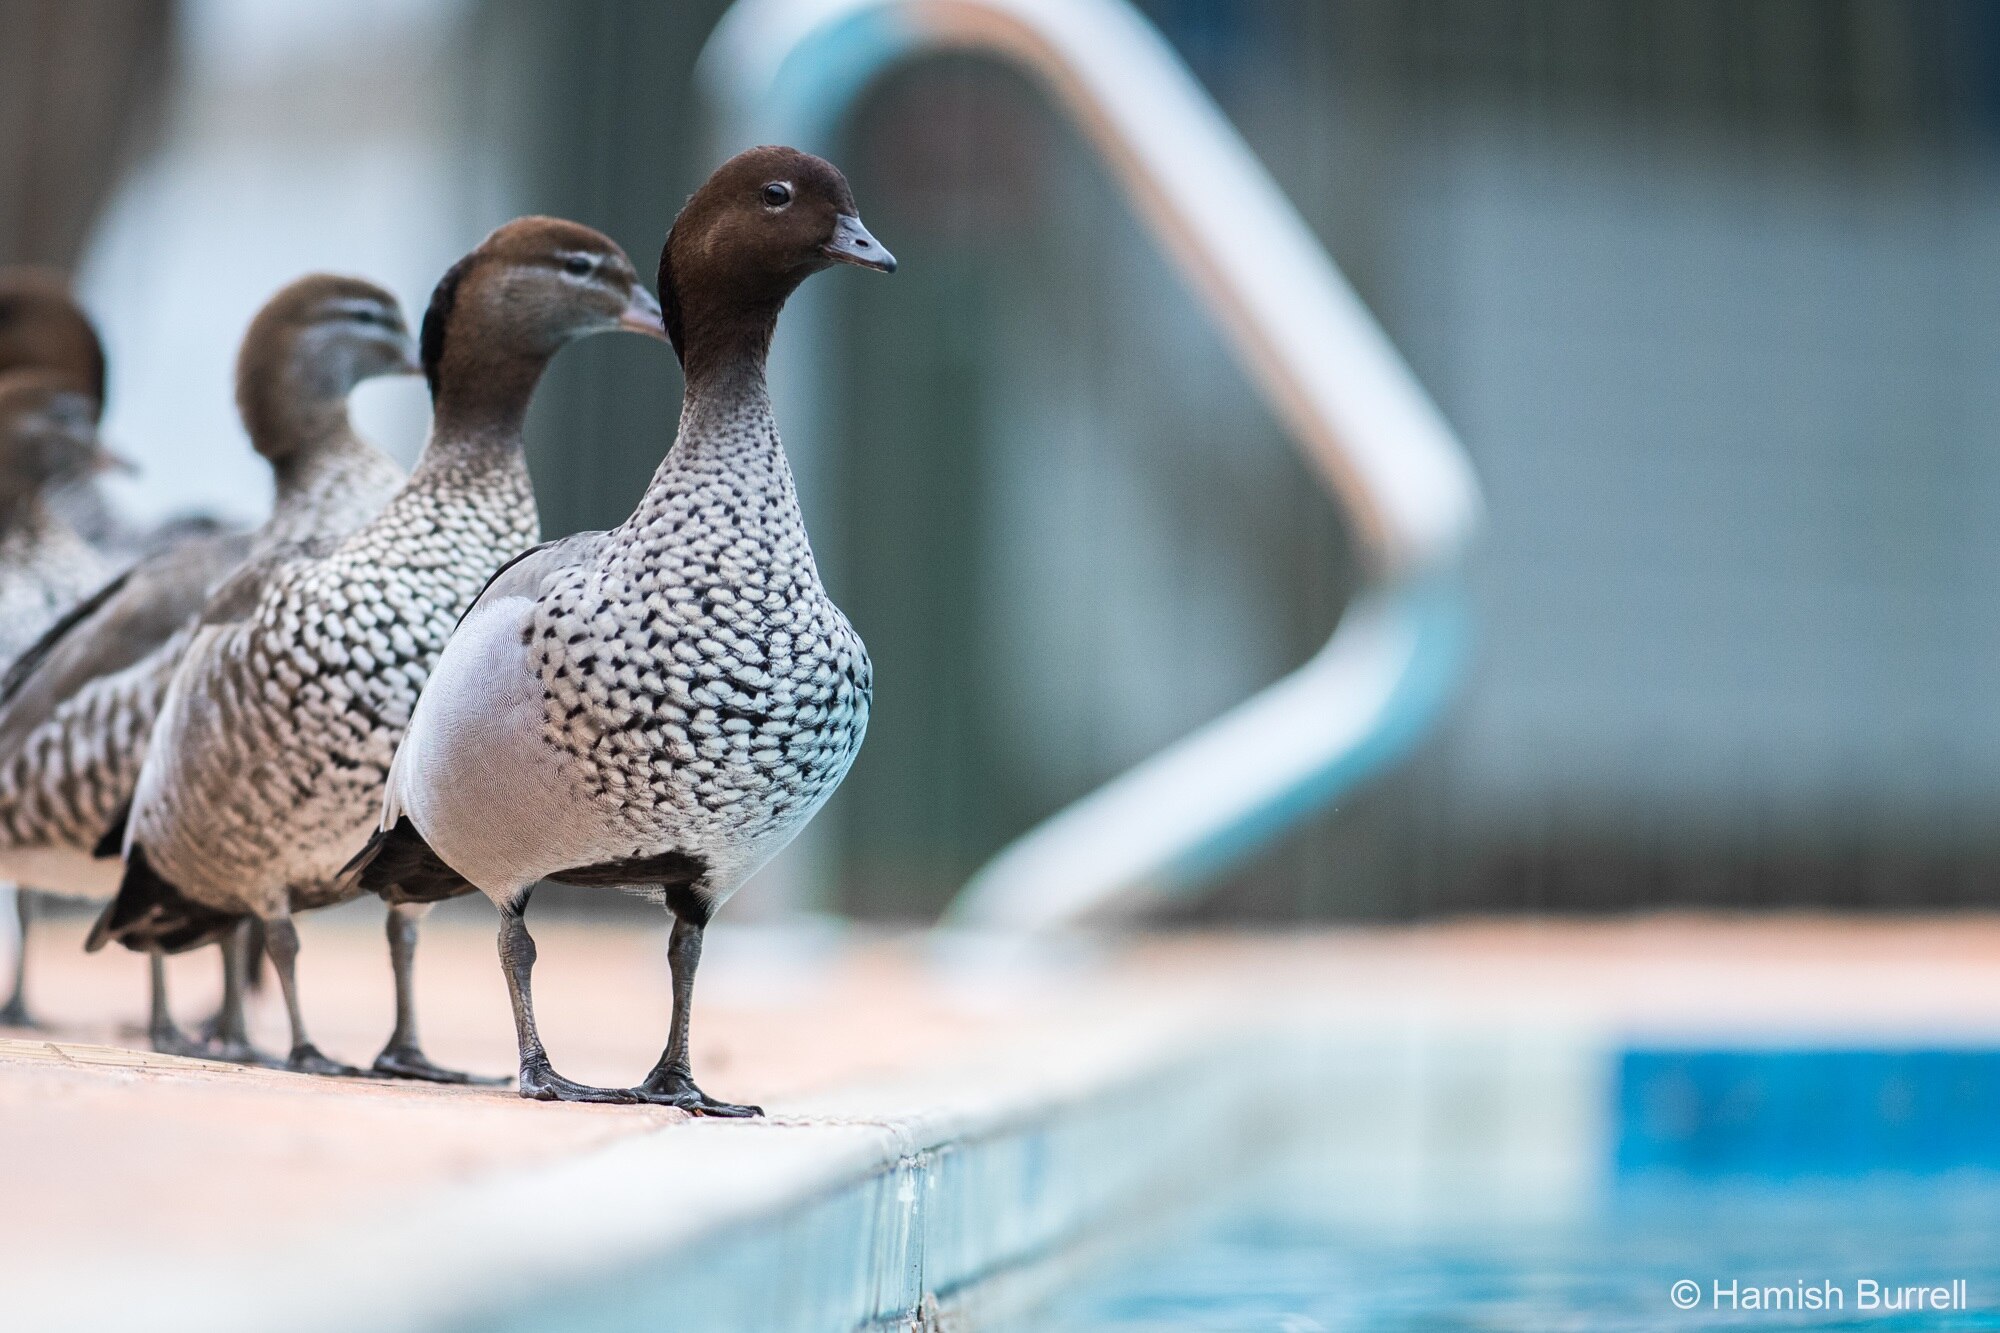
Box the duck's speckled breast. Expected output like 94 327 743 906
530 404 870 890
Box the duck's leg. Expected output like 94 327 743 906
628 889 760 1117
498 891 634 1103
371 901 504 1084
263 909 365 1076
1 886 35 1028
147 950 209 1057
203 923 274 1065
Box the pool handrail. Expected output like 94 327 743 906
699 0 1482 930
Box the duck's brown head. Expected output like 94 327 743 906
235 274 418 458
420 217 664 414
659 146 894 384
0 269 106 417
0 370 123 506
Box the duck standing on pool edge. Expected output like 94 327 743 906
92 218 666 1081
347 146 893 1110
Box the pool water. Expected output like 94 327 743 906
1043 1047 2000 1331
1045 1180 2000 1331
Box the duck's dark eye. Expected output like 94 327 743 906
762 182 793 207
563 255 596 277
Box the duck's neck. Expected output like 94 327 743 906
681 354 771 443
659 239 790 417
262 415 400 547
677 306 780 399
240 380 349 462
629 353 802 535
670 354 787 475
0 493 58 546
415 343 556 483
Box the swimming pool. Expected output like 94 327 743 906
1032 1048 2000 1331
1041 1176 2000 1329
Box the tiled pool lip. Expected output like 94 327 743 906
19 1005 1273 1333
21 916 2000 1332
11 1017 1809 1332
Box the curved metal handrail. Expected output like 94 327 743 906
699 0 1482 929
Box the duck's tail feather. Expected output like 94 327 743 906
341 817 475 904
85 844 243 956
90 799 130 860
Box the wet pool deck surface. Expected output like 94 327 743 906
6 909 2000 1325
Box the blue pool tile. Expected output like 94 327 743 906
1617 1049 2000 1178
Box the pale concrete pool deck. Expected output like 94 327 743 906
6 911 2000 1330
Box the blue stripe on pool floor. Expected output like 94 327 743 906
1617 1049 2000 1178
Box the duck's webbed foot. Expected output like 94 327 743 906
285 1042 370 1077
144 952 211 1057
0 992 35 1030
3 889 38 1029
207 1037 281 1067
373 1041 508 1086
150 1020 213 1059
628 1070 762 1118
520 1055 639 1104
199 924 269 1063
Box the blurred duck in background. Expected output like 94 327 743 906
0 268 216 564
92 219 665 1081
350 148 889 1110
0 267 239 1032
0 270 105 409
0 371 122 664
0 270 124 1030
0 270 119 658
0 276 417 1047
0 370 127 999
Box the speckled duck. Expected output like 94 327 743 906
346 147 892 1110
0 372 122 1026
0 271 103 412
0 276 416 1046
0 374 120 667
0 269 143 561
90 219 666 1079
0 271 122 1031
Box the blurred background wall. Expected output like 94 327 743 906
27 0 2000 922
0 0 173 271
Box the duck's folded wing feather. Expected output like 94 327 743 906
122 541 329 855
0 532 250 766
379 531 608 895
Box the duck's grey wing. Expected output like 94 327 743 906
379 533 595 831
346 538 573 896
0 531 251 767
0 571 131 701
193 538 333 629
122 538 331 851
376 532 608 897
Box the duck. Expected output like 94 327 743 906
0 275 417 1047
0 272 120 660
0 269 106 406
346 147 892 1109
0 266 161 561
90 219 666 1080
0 373 122 666
0 269 133 1031
0 371 124 1028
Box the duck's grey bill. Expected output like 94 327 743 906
823 214 896 272
617 286 670 340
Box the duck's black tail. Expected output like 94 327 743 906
340 817 475 905
85 844 244 956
